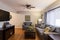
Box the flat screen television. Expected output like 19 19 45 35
45 7 60 27
0 9 10 21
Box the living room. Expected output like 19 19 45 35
0 0 60 40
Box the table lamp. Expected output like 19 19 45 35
37 19 42 24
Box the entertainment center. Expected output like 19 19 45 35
0 9 15 40
0 25 15 40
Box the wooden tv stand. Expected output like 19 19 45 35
0 25 15 40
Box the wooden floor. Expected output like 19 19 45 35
8 28 40 40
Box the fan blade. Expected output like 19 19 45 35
31 6 35 8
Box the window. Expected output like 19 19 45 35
46 7 60 27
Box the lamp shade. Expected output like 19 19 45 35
38 19 42 22
37 19 42 24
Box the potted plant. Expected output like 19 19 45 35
27 25 34 32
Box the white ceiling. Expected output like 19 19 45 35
0 0 57 12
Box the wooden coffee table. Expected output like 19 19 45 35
24 29 36 39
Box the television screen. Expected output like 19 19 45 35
45 7 60 27
0 9 10 21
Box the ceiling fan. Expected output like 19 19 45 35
16 4 35 13
20 4 35 9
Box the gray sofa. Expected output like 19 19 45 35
22 22 32 30
35 24 53 40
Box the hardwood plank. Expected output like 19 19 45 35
8 28 40 40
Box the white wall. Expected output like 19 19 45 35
9 11 41 28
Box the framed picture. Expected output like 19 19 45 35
25 15 30 21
